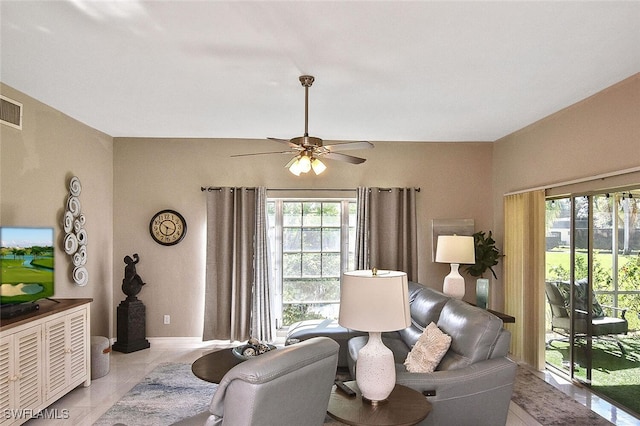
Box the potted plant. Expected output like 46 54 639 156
465 231 503 308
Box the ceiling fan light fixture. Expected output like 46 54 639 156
311 158 326 175
298 154 312 173
289 157 303 176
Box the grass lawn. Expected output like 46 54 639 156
546 250 632 276
1 258 54 303
546 334 640 416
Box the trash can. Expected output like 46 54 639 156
91 336 111 379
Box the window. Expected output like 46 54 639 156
267 199 356 327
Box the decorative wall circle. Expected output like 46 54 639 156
63 176 88 286
64 233 78 255
69 176 82 196
76 228 88 245
67 196 81 216
72 266 89 286
73 245 87 267
63 211 74 233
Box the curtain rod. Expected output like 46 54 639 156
201 186 420 192
503 166 640 196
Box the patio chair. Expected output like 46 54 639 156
545 280 628 354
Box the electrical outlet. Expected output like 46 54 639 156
163 314 170 325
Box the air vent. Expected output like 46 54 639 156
0 95 23 129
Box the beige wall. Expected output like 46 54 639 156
113 138 494 337
0 84 114 337
492 73 640 309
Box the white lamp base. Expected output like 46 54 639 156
355 331 396 404
442 263 465 299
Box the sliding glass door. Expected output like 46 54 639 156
545 189 640 416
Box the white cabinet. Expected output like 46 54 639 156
0 299 91 426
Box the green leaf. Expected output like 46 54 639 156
464 231 503 279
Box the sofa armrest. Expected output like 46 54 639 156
396 357 515 396
395 357 516 426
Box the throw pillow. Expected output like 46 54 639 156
404 322 452 373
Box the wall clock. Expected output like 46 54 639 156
149 209 187 246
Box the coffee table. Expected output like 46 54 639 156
327 381 431 426
192 348 242 383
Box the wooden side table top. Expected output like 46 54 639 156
327 381 431 426
191 348 242 383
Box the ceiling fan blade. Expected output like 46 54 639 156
268 137 300 148
323 141 374 152
231 151 293 157
323 152 367 164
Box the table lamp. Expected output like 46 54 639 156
338 269 410 404
435 235 476 299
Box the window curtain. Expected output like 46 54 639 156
503 189 546 369
252 187 273 342
203 187 272 342
355 187 418 281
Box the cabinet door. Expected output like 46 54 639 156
44 307 89 400
0 334 14 426
14 326 43 414
68 309 87 383
0 325 42 426
44 318 67 400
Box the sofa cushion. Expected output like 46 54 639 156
404 322 452 373
436 299 503 371
398 283 451 346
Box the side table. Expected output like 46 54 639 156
327 381 431 426
192 348 242 383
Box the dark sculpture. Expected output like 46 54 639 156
114 253 150 353
122 253 146 299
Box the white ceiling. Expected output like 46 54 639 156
1 1 639 142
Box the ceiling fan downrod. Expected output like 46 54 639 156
299 75 314 138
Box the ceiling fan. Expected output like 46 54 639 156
232 75 374 175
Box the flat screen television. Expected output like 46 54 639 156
1 226 55 305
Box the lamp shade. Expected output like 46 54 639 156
338 270 411 332
298 154 311 173
288 158 302 176
435 235 475 264
311 157 326 175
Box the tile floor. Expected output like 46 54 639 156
22 339 639 426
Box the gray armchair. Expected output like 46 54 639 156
176 337 339 426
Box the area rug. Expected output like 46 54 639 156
97 362 614 425
94 363 217 426
512 365 613 425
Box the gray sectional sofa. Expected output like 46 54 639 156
286 281 517 426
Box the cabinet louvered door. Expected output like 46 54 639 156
44 318 67 400
14 326 42 416
0 335 14 426
0 325 41 426
68 310 87 383
44 308 89 401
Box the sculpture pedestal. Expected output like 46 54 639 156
112 297 150 353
